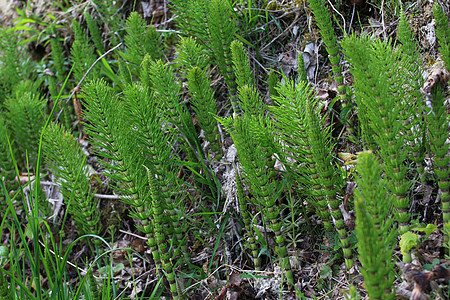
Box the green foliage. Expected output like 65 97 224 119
1 1 449 298
71 20 98 82
82 79 150 223
175 36 210 74
430 5 450 254
49 25 67 83
308 0 348 106
186 67 222 159
426 85 450 254
82 77 187 296
117 58 133 87
172 0 238 110
267 70 280 99
148 59 184 126
237 84 264 119
297 52 308 83
207 0 238 103
146 168 180 300
341 35 411 236
0 28 31 100
0 115 17 200
125 79 188 297
269 79 332 231
235 168 260 270
42 123 100 237
355 151 396 299
433 4 450 71
0 268 10 299
231 40 254 89
397 10 426 181
304 91 352 268
85 11 105 55
4 82 47 170
121 12 163 75
170 0 211 42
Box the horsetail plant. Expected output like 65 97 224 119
308 0 351 125
341 36 411 240
267 70 280 99
81 79 160 265
146 167 180 300
175 37 210 74
426 84 450 255
121 12 163 77
304 91 353 269
269 79 333 232
220 112 299 294
148 59 185 128
49 25 72 130
172 0 238 111
231 40 255 90
170 0 211 42
433 4 450 70
147 58 208 192
85 11 105 55
397 11 426 183
187 67 222 159
4 81 47 172
0 115 17 213
49 24 67 83
432 3 450 255
206 0 238 111
235 167 260 270
124 78 188 264
42 123 101 238
124 73 187 296
0 28 31 100
71 20 99 82
355 151 396 299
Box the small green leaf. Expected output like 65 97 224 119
258 246 268 258
411 224 437 237
24 219 45 239
97 265 110 275
114 263 125 273
319 265 332 279
0 245 8 257
400 231 418 255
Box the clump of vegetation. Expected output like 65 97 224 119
0 0 448 299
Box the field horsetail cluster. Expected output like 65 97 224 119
0 0 449 299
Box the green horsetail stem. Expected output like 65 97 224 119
235 167 261 270
355 151 396 299
146 167 180 300
305 95 353 269
427 85 450 254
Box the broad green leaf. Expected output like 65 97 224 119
411 224 438 237
400 231 418 255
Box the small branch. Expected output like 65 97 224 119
118 229 147 240
93 193 121 200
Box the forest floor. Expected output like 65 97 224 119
1 0 449 299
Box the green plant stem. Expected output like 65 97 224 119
427 84 450 253
355 151 396 299
146 168 180 300
305 96 352 269
309 0 351 129
235 168 260 270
